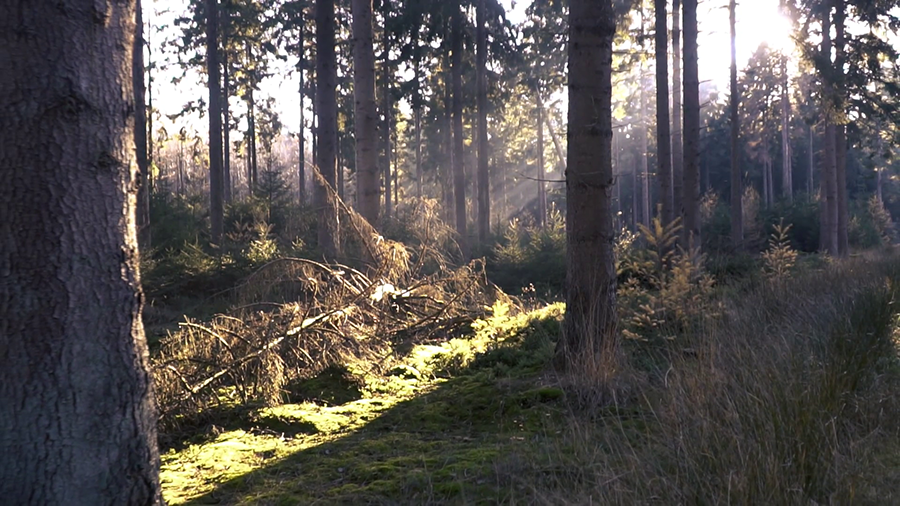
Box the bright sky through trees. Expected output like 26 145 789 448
146 0 795 141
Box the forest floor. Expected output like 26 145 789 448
157 252 900 505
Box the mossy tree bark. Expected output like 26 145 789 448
0 0 162 502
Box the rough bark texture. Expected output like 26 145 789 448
820 4 839 255
476 0 490 244
451 1 468 256
0 1 162 503
557 0 618 371
382 0 393 222
316 0 340 258
729 0 743 247
135 0 151 250
655 0 673 226
207 0 224 244
352 0 379 229
682 0 701 247
671 0 684 223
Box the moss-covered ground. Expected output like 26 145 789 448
161 303 569 505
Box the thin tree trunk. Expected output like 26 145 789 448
384 70 393 221
222 1 232 203
0 0 162 500
639 66 650 228
820 4 838 255
632 154 639 230
207 0 224 244
316 0 340 258
415 105 422 199
537 89 547 227
451 1 468 255
135 0 152 250
729 0 742 247
299 52 306 203
544 113 566 172
835 0 849 256
682 0 701 247
476 0 490 243
558 0 618 373
655 0 673 226
671 0 684 222
808 122 814 199
352 0 379 227
780 54 792 204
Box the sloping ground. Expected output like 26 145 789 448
161 253 900 505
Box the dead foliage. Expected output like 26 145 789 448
152 171 508 431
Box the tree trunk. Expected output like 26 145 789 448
451 1 468 255
222 0 232 203
820 4 838 255
682 0 701 247
544 113 566 172
729 0 742 247
639 64 650 228
135 0 152 250
415 105 422 199
476 0 490 243
352 0 379 228
316 0 340 258
537 89 547 227
558 0 618 374
0 1 162 502
207 0 224 244
808 122 815 199
383 63 393 221
835 0 849 256
298 43 306 203
671 0 684 223
780 54 792 204
655 0 673 226
247 81 258 192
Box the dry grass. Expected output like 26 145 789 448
504 251 900 504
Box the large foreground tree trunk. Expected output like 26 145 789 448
207 0 224 244
316 0 340 258
557 0 618 373
682 0 701 248
0 1 162 502
729 0 743 247
655 0 673 226
352 0 380 229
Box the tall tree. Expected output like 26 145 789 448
476 0 490 243
820 2 839 255
207 0 225 244
451 0 468 255
382 0 393 221
0 0 162 502
780 53 792 204
537 88 548 228
352 0 380 229
316 0 340 257
655 0 673 226
671 0 684 221
558 0 618 372
729 0 743 246
682 0 701 247
135 0 152 249
834 0 849 256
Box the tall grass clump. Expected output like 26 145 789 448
510 252 900 504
